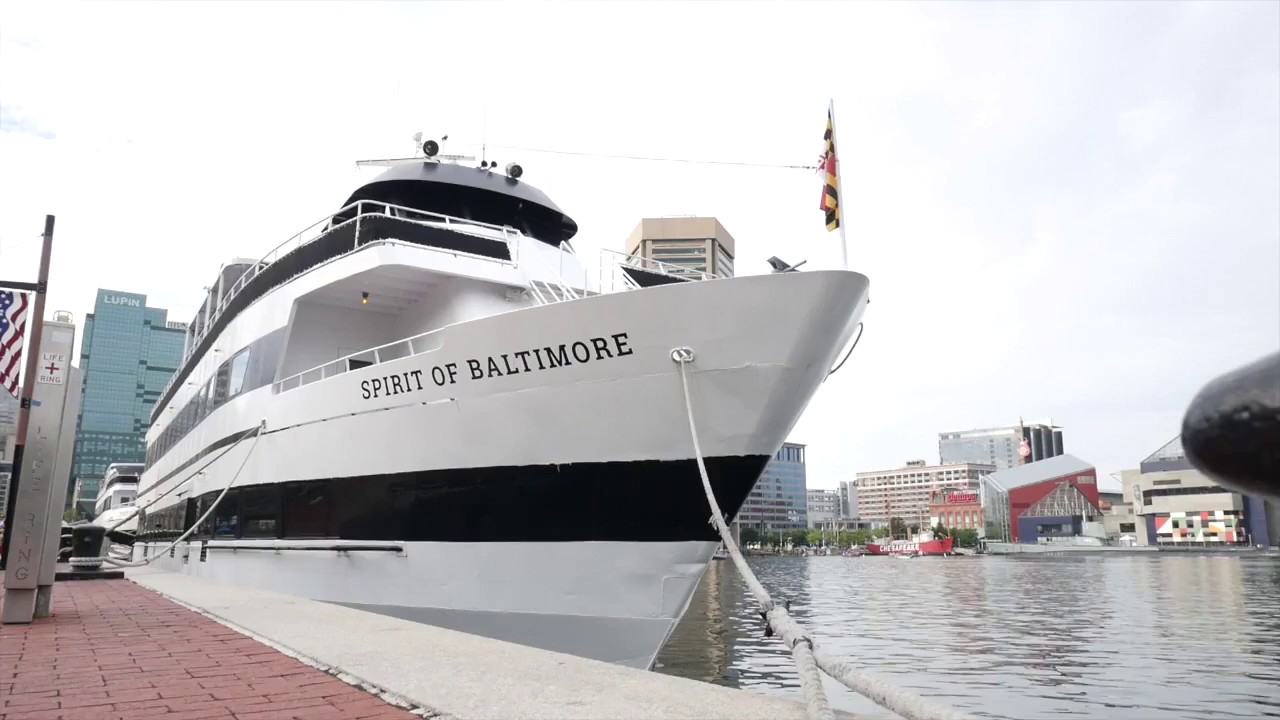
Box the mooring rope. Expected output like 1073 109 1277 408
99 423 265 569
102 426 263 535
672 347 978 720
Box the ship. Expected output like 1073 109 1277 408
90 463 145 533
866 531 955 556
126 137 870 670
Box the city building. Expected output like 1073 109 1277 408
69 289 185 511
928 487 983 530
1122 436 1279 547
0 432 15 518
737 442 807 532
938 421 1064 470
856 460 993 528
0 392 18 437
806 488 840 529
980 453 1100 543
838 480 858 520
624 217 736 279
1099 495 1138 543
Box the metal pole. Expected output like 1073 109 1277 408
0 215 54 571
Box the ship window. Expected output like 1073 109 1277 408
240 486 280 538
213 489 240 538
228 349 251 397
282 481 335 538
214 362 231 406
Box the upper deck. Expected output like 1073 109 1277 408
152 161 715 423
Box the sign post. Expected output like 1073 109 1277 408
2 316 76 623
35 314 81 617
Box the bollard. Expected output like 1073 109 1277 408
69 525 107 571
1182 350 1280 501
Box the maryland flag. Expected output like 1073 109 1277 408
819 106 841 232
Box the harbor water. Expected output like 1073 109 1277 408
653 554 1280 719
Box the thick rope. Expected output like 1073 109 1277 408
673 348 978 720
102 427 262 534
100 423 265 568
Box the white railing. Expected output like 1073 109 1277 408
275 244 724 391
524 242 582 306
604 249 715 283
162 200 523 401
274 326 447 393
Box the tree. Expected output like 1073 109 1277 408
952 529 979 548
740 528 760 546
890 516 908 538
789 529 811 547
806 529 824 547
932 522 949 538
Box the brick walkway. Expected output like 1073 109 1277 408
0 580 419 720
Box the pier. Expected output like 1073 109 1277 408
1 570 862 720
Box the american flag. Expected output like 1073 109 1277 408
0 290 29 398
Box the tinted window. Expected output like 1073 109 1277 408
212 491 239 538
241 486 280 538
282 482 334 538
228 349 251 396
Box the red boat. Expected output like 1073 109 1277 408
866 534 954 556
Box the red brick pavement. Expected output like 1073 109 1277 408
0 580 420 720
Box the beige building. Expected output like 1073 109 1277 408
856 460 995 527
806 488 840 529
1122 436 1256 546
624 217 736 278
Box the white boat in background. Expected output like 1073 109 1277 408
92 463 144 533
127 139 870 670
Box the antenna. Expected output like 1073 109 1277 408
356 132 474 168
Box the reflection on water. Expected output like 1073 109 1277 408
653 555 1280 719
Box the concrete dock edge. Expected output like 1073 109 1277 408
126 568 872 720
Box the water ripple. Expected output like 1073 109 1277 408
653 554 1280 719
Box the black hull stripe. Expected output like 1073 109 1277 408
136 455 770 543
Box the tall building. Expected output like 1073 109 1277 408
1122 436 1279 547
624 217 736 278
69 289 185 507
0 395 17 516
806 488 840 529
0 392 18 437
838 480 859 520
856 460 994 527
737 442 807 531
938 421 1064 470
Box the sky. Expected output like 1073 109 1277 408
1 1 1277 490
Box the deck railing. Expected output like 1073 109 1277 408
161 201 523 402
175 200 723 399
273 324 449 393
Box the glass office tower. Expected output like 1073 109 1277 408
69 289 185 510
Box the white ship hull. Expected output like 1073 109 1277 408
133 265 867 668
128 165 869 670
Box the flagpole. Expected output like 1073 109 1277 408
830 98 850 271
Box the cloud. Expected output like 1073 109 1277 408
0 106 55 140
